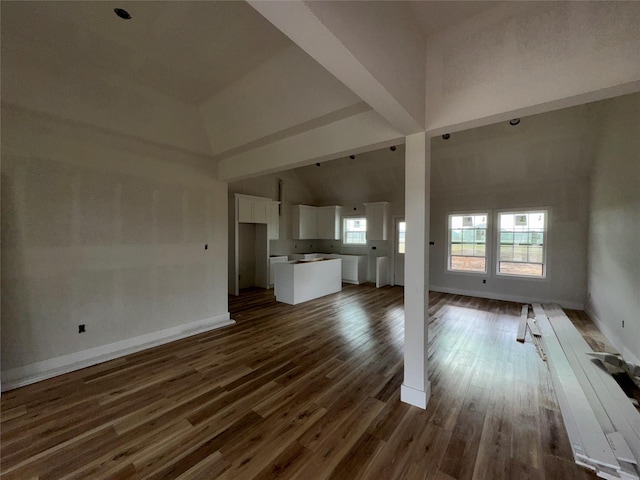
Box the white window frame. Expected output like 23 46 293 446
446 211 489 275
342 216 367 245
495 208 549 280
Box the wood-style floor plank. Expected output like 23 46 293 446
1 285 598 479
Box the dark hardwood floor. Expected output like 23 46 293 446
1 284 597 479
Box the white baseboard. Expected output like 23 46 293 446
430 285 584 310
401 382 431 409
1 313 235 392
584 307 640 365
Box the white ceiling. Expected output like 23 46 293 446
3 0 617 190
408 1 507 38
1 1 293 104
278 98 606 205
2 1 507 107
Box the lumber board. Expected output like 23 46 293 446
541 310 616 436
608 432 638 465
517 304 528 343
533 304 621 472
543 304 640 466
527 318 542 337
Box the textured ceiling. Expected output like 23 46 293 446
283 98 606 205
1 1 293 104
408 1 507 38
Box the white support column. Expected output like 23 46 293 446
401 132 431 409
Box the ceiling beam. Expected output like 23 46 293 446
218 110 402 182
248 0 425 136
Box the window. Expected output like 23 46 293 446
448 213 487 273
497 210 547 277
397 221 406 254
343 217 366 245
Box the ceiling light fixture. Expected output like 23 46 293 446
509 118 521 126
390 146 397 152
114 8 132 20
442 133 451 140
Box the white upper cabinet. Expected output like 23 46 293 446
364 202 390 241
267 201 279 240
292 205 318 239
235 194 279 232
316 206 342 240
292 205 341 239
237 195 254 223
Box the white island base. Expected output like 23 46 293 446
274 258 342 305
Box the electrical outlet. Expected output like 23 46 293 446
204 243 208 250
622 321 625 328
78 324 86 333
482 279 486 284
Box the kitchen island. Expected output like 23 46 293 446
274 258 341 305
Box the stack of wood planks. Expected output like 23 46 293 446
526 303 640 480
516 304 546 361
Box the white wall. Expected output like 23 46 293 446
587 93 640 363
429 182 589 309
2 61 212 158
427 102 596 309
1 106 230 387
425 1 640 134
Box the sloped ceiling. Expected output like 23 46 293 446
409 1 508 38
276 98 604 206
4 0 609 189
2 1 500 165
1 1 292 103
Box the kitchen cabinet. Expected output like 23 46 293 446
364 202 390 241
292 205 341 240
339 254 368 284
269 255 288 288
275 258 341 305
236 194 270 224
236 194 279 238
291 205 318 239
267 201 279 240
316 206 342 240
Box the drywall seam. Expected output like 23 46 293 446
1 313 234 392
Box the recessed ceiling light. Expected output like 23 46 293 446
114 8 132 20
442 133 451 140
509 118 521 126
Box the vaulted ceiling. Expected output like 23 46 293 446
3 1 638 189
1 1 499 164
281 96 608 205
2 1 292 103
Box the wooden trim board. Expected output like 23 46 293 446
527 318 542 337
532 304 622 475
543 304 640 472
517 304 528 343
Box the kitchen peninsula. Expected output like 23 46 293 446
274 257 341 305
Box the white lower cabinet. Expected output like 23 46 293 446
339 255 367 284
269 256 289 288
